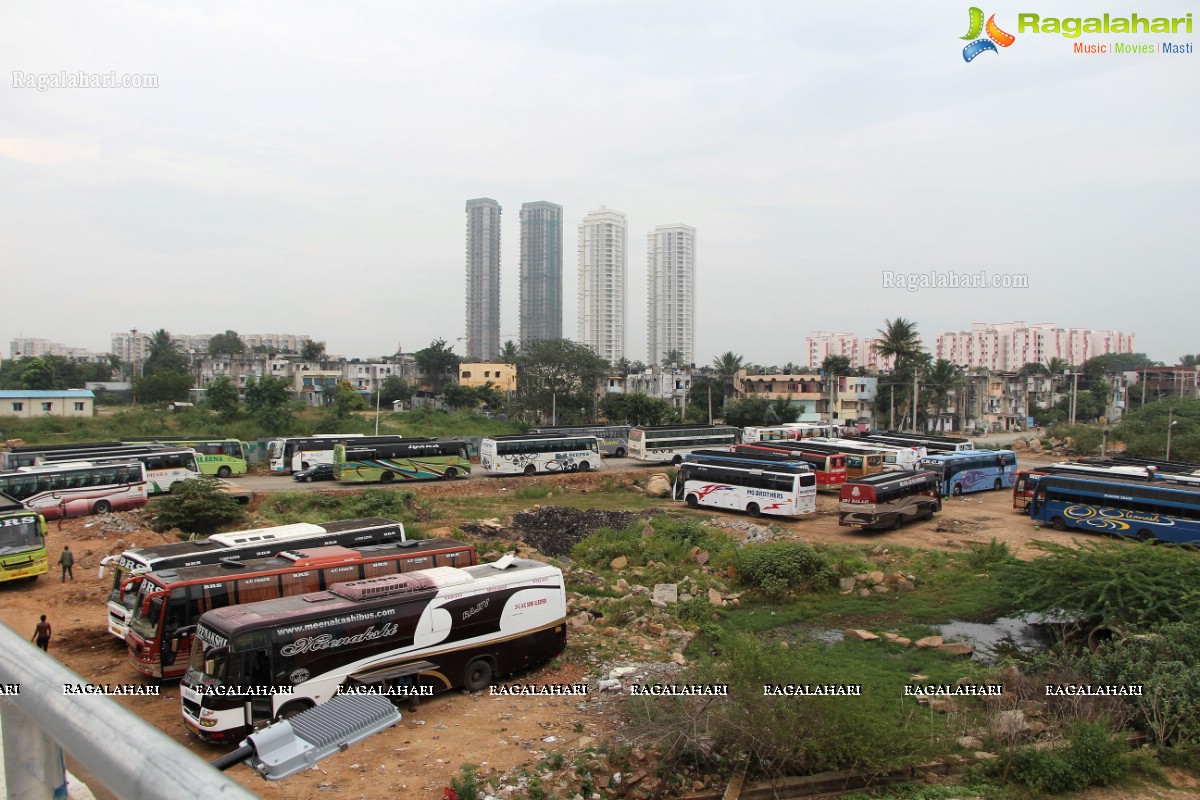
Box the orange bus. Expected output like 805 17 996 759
732 443 847 491
125 538 475 679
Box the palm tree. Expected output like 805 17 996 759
872 318 924 428
662 349 684 369
499 340 519 364
712 351 744 403
924 359 958 431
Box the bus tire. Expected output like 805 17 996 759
277 700 313 721
921 505 935 520
578 461 590 473
463 658 493 692
952 484 963 496
1050 517 1067 531
379 471 395 484
1136 529 1155 543
524 464 536 477
614 448 626 458
746 502 761 518
217 466 232 478
993 479 1001 491
444 467 458 480
686 494 699 509
94 500 112 515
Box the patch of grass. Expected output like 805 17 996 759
261 488 436 526
571 516 738 575
513 485 551 500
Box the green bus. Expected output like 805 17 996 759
333 439 471 483
123 437 250 477
0 495 49 584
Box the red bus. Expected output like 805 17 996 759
125 538 476 679
733 443 847 491
1012 470 1047 512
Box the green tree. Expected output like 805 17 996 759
19 358 55 390
379 375 413 408
150 475 246 536
873 318 927 429
685 374 721 424
1180 354 1199 369
243 375 294 433
498 340 519 364
301 340 326 363
768 395 797 424
443 383 481 410
712 352 744 403
662 349 685 368
205 375 240 420
722 396 771 427
599 392 674 425
208 330 245 356
133 371 193 404
142 329 190 376
820 355 851 377
414 338 461 395
515 338 609 425
1115 398 1200 462
923 358 959 431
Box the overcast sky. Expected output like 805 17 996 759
2 1 1195 367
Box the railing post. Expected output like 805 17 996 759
1 703 67 799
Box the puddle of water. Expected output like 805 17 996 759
791 615 1056 663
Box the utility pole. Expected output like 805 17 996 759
1141 368 1147 405
889 384 895 430
707 386 713 425
374 386 381 435
1167 407 1176 460
1069 371 1080 426
912 372 919 433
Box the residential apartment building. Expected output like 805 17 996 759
519 201 563 343
459 363 517 394
646 224 695 367
802 332 896 372
625 367 691 413
9 338 109 362
465 197 502 362
0 390 95 418
578 207 626 365
936 322 1135 371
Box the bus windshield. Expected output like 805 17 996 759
0 516 44 554
187 638 230 688
128 582 164 640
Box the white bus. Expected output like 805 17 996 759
36 447 200 495
479 434 600 476
674 451 816 518
780 423 840 439
0 461 148 520
628 424 739 464
267 435 419 474
181 557 567 743
808 437 924 471
528 426 632 458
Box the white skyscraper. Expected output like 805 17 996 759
464 198 502 362
577 207 626 364
646 224 695 366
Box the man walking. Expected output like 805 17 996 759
59 545 74 582
31 615 51 651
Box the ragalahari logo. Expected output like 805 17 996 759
962 7 1016 61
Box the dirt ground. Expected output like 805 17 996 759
3 458 1195 800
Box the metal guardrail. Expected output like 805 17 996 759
0 622 258 800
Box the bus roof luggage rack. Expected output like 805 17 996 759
328 571 450 601
213 692 400 781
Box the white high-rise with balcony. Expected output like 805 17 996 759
646 224 695 366
577 207 626 364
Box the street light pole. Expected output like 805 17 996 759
1166 408 1177 460
374 386 381 435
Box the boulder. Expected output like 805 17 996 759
707 588 724 606
993 709 1029 737
843 629 879 642
915 636 944 649
957 736 985 751
610 556 628 570
838 577 857 592
652 584 678 605
645 474 673 498
938 642 974 657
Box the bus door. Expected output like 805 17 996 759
243 648 274 725
161 588 192 671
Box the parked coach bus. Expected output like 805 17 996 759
126 538 476 679
36 446 201 495
267 435 414 474
479 433 600 476
181 557 568 742
1014 464 1200 513
838 471 941 531
864 433 974 453
919 449 1018 496
102 517 409 639
788 441 884 479
124 437 250 477
732 442 847 491
0 495 48 584
333 440 471 483
0 461 148 521
529 426 632 458
1028 474 1200 544
628 424 739 464
675 450 816 518
810 437 923 471
0 441 124 470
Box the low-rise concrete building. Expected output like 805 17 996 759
0 390 95 418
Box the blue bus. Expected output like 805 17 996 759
919 449 1018 496
1028 474 1200 544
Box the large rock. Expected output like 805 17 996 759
993 710 1029 737
707 588 724 606
843 629 879 642
652 584 678 605
1028 439 1043 453
838 577 857 592
938 642 974 657
915 635 944 649
645 474 673 498
610 555 628 570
